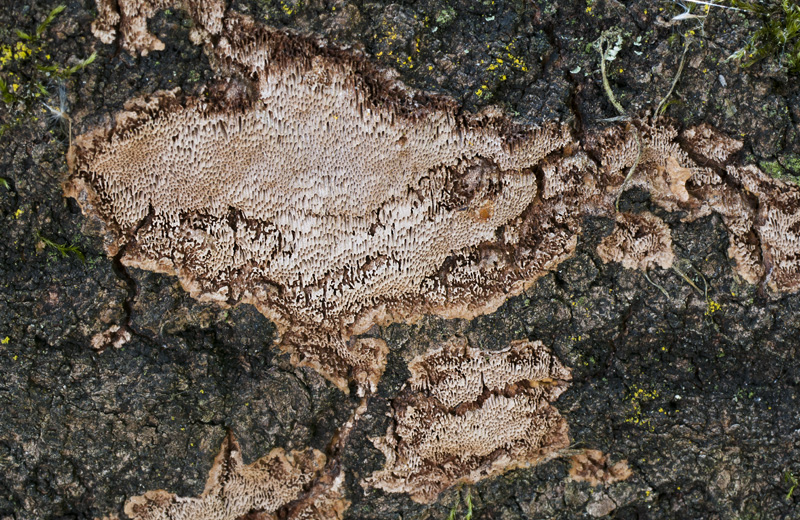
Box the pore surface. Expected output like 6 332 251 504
68 17 571 391
365 339 571 503
70 8 800 394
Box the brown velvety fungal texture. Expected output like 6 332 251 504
284 473 349 520
74 5 800 394
91 0 224 55
67 14 574 392
124 432 326 520
596 212 674 271
364 339 571 503
586 121 800 291
725 165 800 293
568 449 633 487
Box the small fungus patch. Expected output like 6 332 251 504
568 449 633 487
91 0 225 55
124 431 326 520
364 339 571 503
597 212 674 271
284 472 350 520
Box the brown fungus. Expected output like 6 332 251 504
568 449 633 487
91 0 225 55
67 16 574 392
124 432 326 520
73 6 800 394
596 212 675 271
680 123 743 166
726 165 800 292
283 473 350 520
584 120 800 289
364 339 571 503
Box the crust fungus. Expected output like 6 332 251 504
364 339 571 503
586 120 800 290
696 180 764 285
596 212 674 271
91 324 132 350
284 473 350 520
726 165 800 292
124 432 326 520
91 0 224 54
68 12 575 392
584 122 717 215
568 449 632 487
73 3 800 393
680 123 743 166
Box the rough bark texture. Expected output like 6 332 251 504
2 0 800 519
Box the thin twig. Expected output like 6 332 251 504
644 270 671 300
690 263 709 303
597 36 626 117
615 125 642 212
655 37 692 119
593 31 642 212
598 115 631 123
678 0 745 12
671 262 704 295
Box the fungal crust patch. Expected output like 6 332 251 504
568 449 633 487
124 432 326 520
597 212 674 271
364 339 571 503
67 15 573 392
72 3 800 396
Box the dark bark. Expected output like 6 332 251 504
1 0 799 518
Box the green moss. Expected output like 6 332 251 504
728 0 800 74
761 158 800 185
759 159 785 177
786 470 798 500
779 153 800 174
0 5 95 135
435 7 456 27
447 489 474 520
38 233 85 263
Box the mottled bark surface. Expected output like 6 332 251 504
1 0 799 519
